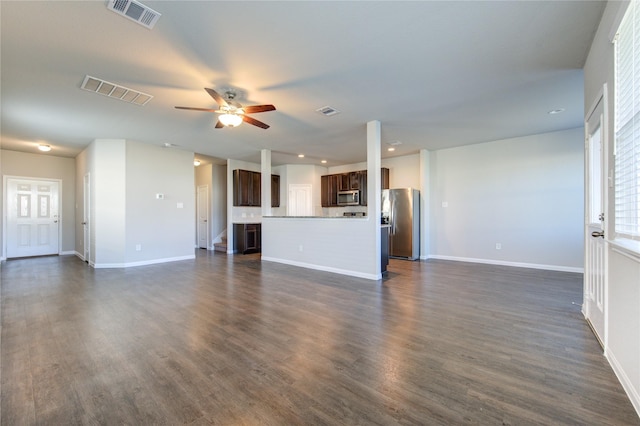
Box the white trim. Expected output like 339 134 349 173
610 240 640 262
607 349 640 417
426 254 583 273
93 254 195 269
262 256 382 281
74 251 86 261
60 251 75 256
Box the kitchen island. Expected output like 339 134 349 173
261 215 384 280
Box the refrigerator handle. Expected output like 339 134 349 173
390 198 395 235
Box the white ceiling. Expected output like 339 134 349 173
0 1 605 166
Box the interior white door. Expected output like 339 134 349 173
83 173 91 262
7 178 60 258
197 185 209 249
288 184 312 216
584 92 607 347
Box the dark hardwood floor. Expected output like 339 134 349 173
1 252 638 425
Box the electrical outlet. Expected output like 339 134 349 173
136 244 142 251
299 245 303 252
495 243 502 250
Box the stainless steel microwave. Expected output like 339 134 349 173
337 190 360 206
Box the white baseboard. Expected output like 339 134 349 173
606 349 640 418
261 256 381 281
426 254 583 273
74 251 85 261
93 254 196 269
60 250 76 256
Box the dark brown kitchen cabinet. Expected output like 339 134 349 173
233 169 280 207
321 168 389 207
349 171 361 190
234 223 261 254
359 172 368 206
381 167 390 190
271 174 280 207
321 175 339 207
338 173 350 191
233 169 260 206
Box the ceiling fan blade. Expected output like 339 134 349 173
205 88 229 108
215 120 225 129
242 104 276 114
175 106 219 113
243 115 270 129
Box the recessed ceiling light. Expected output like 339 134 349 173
321 160 327 164
548 108 565 114
388 147 395 152
298 154 305 158
38 144 51 152
194 160 201 166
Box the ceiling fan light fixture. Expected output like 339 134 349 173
38 144 52 152
219 113 243 127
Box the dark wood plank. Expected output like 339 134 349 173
1 253 638 425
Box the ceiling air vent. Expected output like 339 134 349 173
107 0 161 29
81 75 153 106
316 106 341 117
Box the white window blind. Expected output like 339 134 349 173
615 0 640 239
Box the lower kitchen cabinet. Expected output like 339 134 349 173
234 223 261 254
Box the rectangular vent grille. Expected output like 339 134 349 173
316 106 341 116
81 75 153 106
107 0 161 29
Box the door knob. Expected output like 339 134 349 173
82 222 87 225
591 230 605 238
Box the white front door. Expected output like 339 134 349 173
6 178 60 258
584 89 608 348
197 185 209 249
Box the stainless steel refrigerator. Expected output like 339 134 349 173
382 188 420 260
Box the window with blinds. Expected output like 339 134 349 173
615 0 640 240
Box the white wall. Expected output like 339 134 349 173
383 154 420 189
93 139 126 266
429 128 584 271
262 216 378 279
125 141 195 264
584 0 640 416
1 149 76 258
78 139 195 267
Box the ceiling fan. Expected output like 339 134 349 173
175 88 276 129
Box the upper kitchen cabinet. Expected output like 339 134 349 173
233 169 259 206
321 168 389 207
271 174 280 207
381 167 390 190
233 169 281 207
321 175 339 207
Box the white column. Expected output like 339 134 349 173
367 120 382 278
420 149 430 259
261 149 272 217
